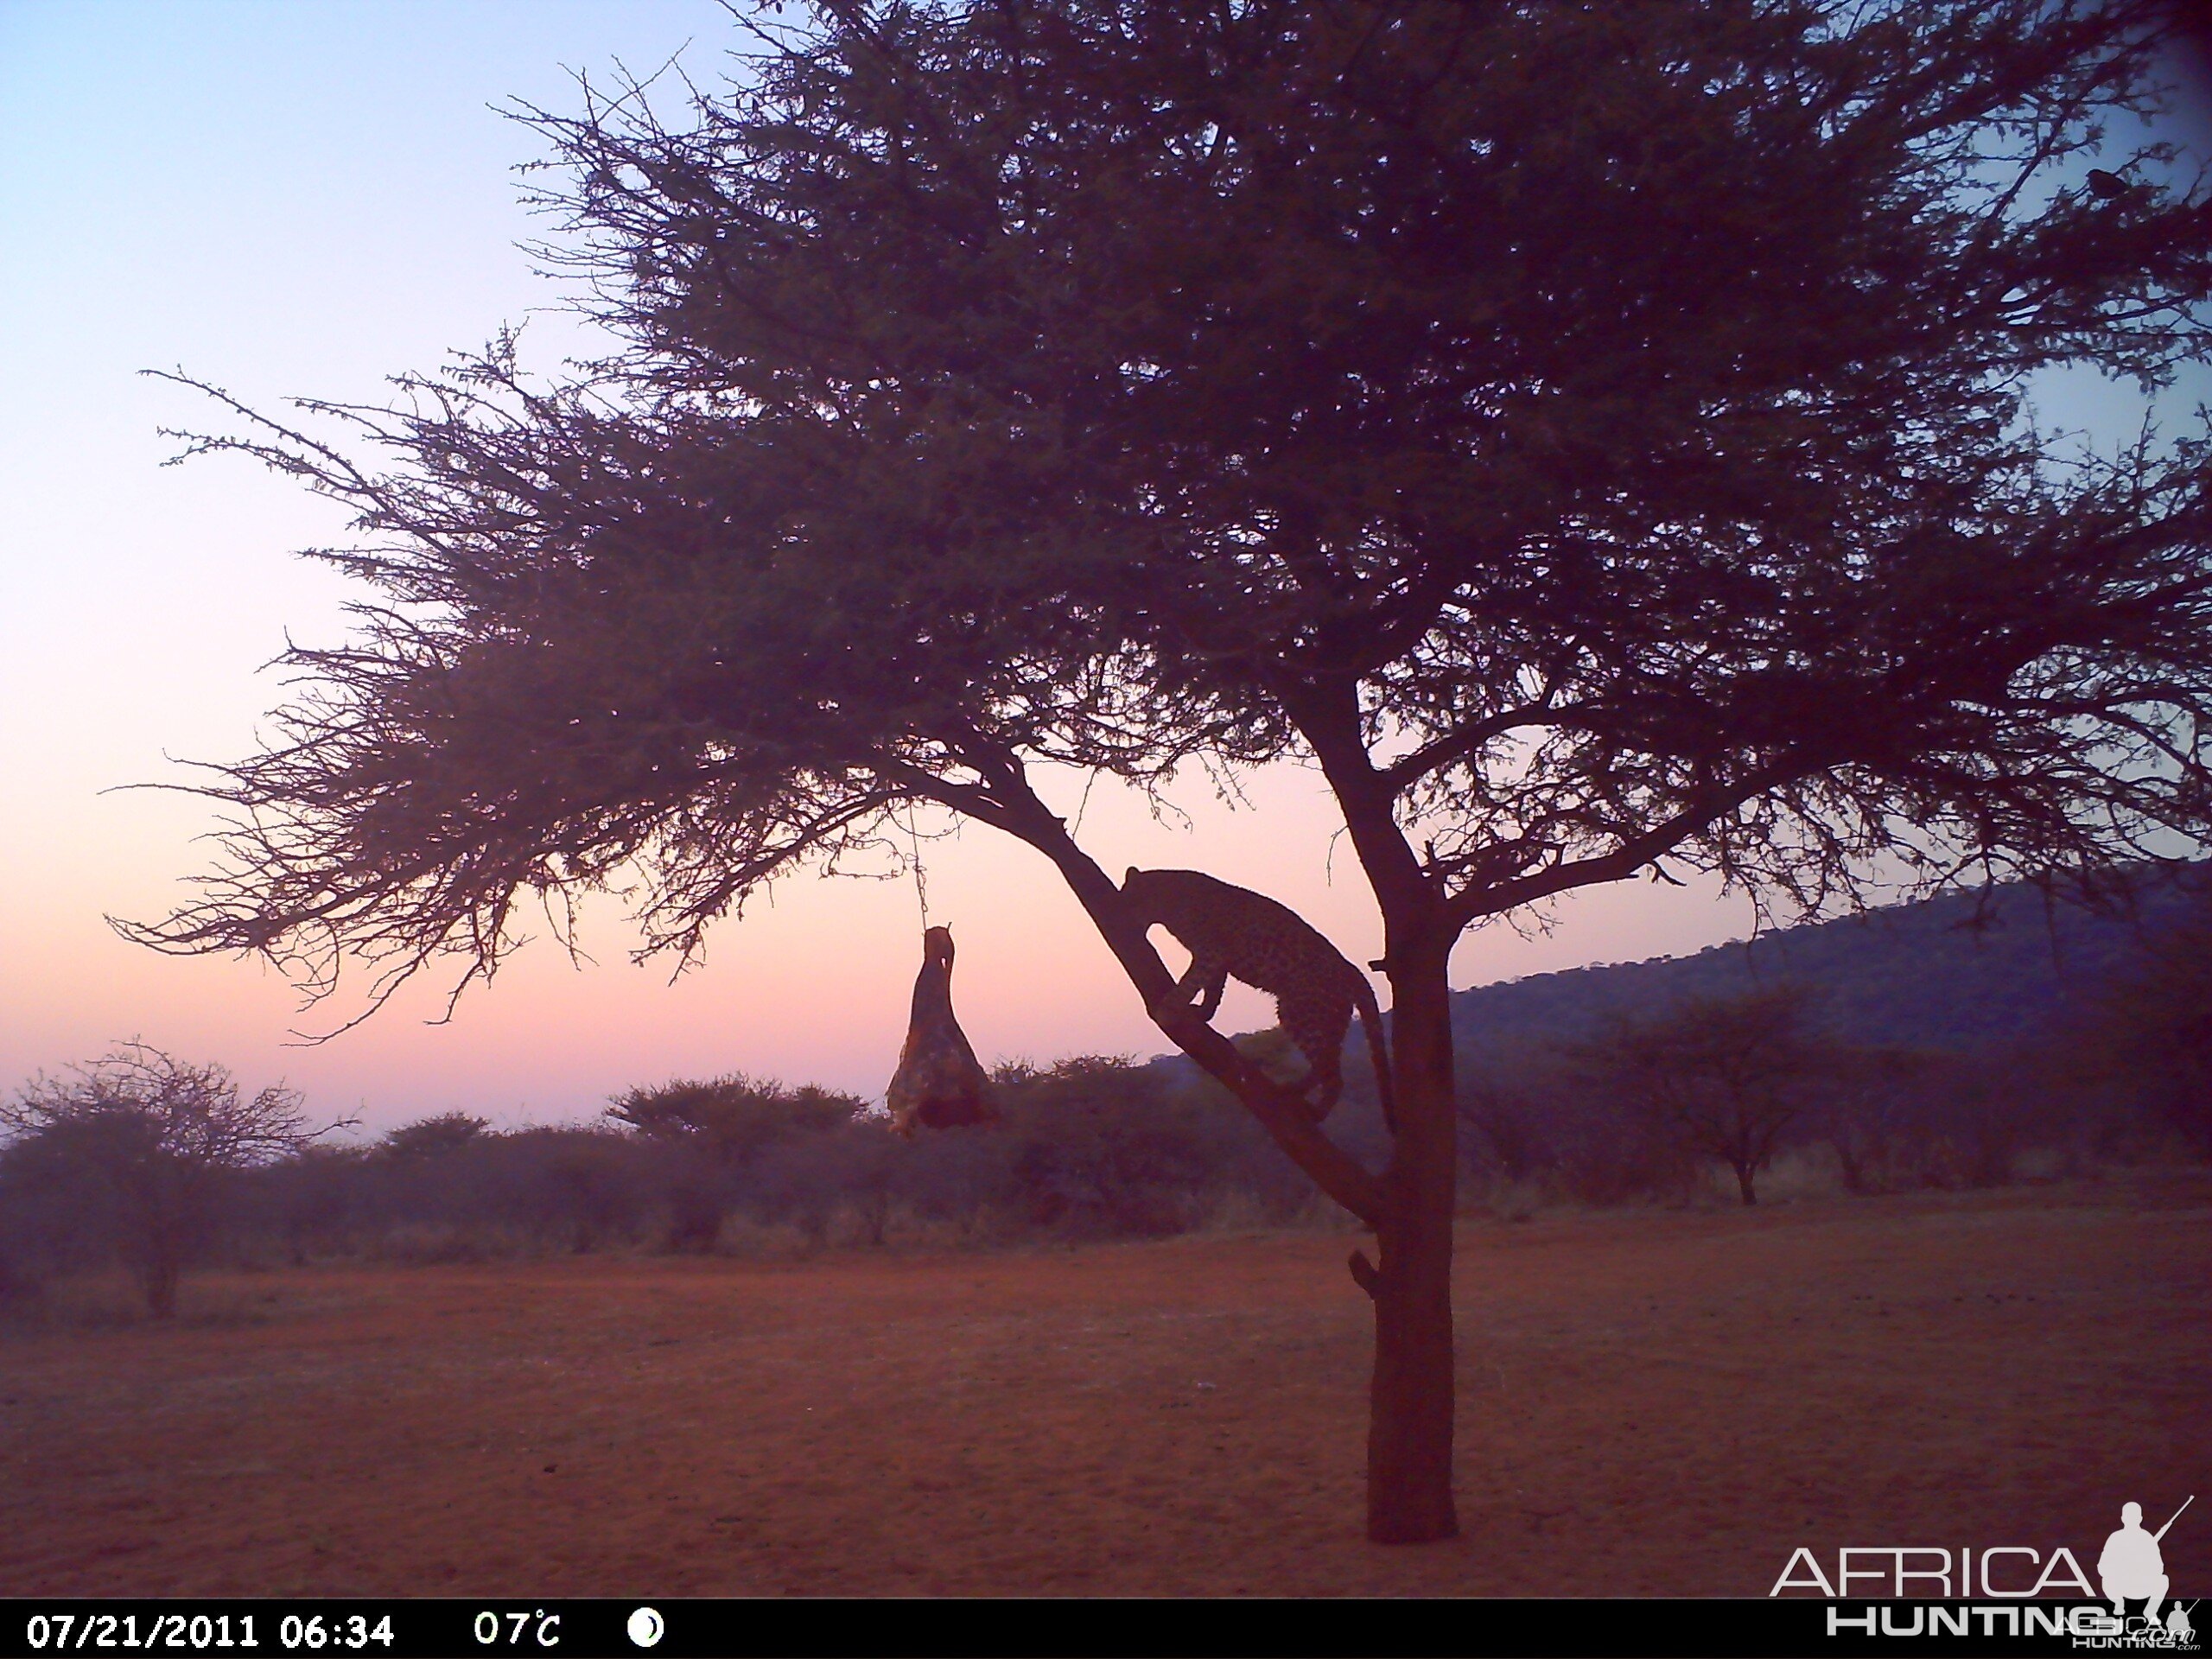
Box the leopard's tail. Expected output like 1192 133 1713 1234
1353 980 1396 1133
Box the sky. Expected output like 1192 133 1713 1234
1 2 2206 1136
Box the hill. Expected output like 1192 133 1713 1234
1447 869 2202 1058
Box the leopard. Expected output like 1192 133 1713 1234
1121 866 1394 1127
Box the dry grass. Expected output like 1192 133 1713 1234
1 1173 2204 1597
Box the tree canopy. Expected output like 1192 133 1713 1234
607 1072 863 1163
139 0 2212 992
1571 983 1828 1205
127 0 2212 1541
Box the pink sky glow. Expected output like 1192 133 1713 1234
2 3 2203 1135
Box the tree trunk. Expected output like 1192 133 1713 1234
135 1186 188 1319
980 760 1439 1538
1734 1162 1758 1206
1363 961 1460 1543
1830 1135 1865 1195
139 1247 181 1319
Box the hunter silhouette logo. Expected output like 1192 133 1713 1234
2100 1497 2188 1625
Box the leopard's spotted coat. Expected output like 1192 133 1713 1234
1122 867 1394 1125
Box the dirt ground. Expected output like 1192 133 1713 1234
2 1173 2205 1598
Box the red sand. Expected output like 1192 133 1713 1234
2 1175 2204 1597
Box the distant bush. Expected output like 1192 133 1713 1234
0 1046 345 1316
380 1112 489 1162
11 926 2202 1295
1448 979 2179 1213
167 1053 1319 1266
603 1073 864 1251
607 1074 859 1160
2072 894 2212 1158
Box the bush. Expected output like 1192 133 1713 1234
0 1046 343 1316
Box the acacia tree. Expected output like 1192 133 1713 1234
129 1 2212 1541
607 1074 861 1160
1 1046 342 1316
1575 986 1829 1205
607 1073 863 1246
380 1110 491 1161
1815 1043 1939 1193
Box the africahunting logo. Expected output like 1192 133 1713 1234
1771 1496 2197 1647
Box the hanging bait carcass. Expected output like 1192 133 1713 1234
886 925 997 1135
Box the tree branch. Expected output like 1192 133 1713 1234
955 740 1387 1224
1450 758 1813 930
